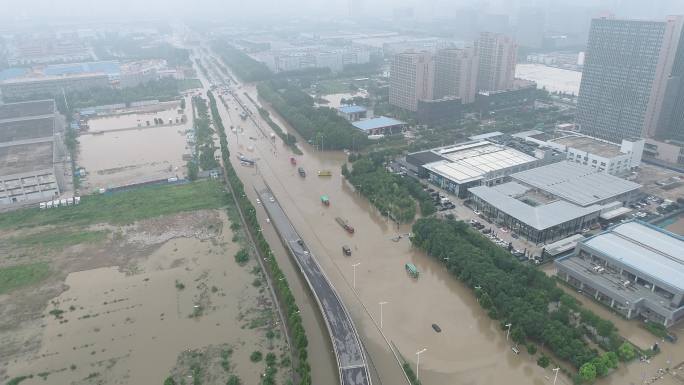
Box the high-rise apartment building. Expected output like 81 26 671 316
576 16 684 143
474 32 517 92
389 52 434 111
657 18 684 143
433 48 479 103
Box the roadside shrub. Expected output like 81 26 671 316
234 249 249 265
250 351 263 362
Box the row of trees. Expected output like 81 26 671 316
190 96 219 175
257 80 369 151
342 153 435 223
256 107 302 154
410 218 638 382
211 41 272 82
207 91 312 385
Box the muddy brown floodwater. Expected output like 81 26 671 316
4 210 291 385
204 54 684 385
79 123 189 190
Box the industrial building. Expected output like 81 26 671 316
469 182 601 243
406 139 545 198
337 105 367 122
513 130 645 176
352 116 406 136
0 73 110 100
0 100 60 206
556 221 684 326
511 161 641 207
468 161 642 243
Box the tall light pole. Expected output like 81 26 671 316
505 323 512 341
552 367 560 385
352 263 361 289
379 301 388 329
416 348 427 381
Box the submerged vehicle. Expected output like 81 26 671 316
405 263 419 278
290 157 297 165
318 170 332 177
342 245 352 256
335 217 355 234
298 167 306 177
321 195 330 206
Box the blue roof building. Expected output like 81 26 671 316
337 105 368 122
352 116 406 136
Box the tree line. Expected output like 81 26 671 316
410 218 639 383
207 91 312 385
188 97 218 178
342 153 435 223
211 41 272 82
257 80 369 151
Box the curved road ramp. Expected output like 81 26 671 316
257 187 372 385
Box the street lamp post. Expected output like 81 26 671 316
352 263 361 289
505 323 512 341
379 301 388 329
416 348 427 381
552 367 560 385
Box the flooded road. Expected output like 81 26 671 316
202 49 684 385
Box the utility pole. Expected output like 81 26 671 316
379 301 388 329
552 367 560 385
416 348 427 381
505 323 512 341
352 262 360 289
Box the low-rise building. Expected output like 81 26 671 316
0 73 110 100
337 105 367 121
468 161 642 243
411 140 542 198
475 79 537 114
556 221 684 326
514 131 644 176
416 97 463 126
352 116 405 136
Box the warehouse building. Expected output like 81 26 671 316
352 116 406 136
0 100 60 206
468 161 642 243
556 221 684 326
0 73 110 100
407 139 547 197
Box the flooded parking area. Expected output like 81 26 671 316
79 125 189 191
87 109 186 134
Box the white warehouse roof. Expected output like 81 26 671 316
512 161 641 207
583 221 684 292
424 141 537 184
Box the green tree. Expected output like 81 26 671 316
537 355 550 368
527 344 537 355
187 161 199 181
579 362 597 383
617 342 636 361
164 377 176 385
226 375 240 385
250 351 263 362
234 249 249 265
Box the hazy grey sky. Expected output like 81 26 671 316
2 0 684 24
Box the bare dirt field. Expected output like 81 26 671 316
0 183 290 385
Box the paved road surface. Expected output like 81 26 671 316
257 187 371 385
